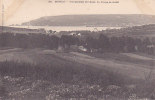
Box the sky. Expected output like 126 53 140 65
0 0 155 26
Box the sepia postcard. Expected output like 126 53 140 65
0 0 155 100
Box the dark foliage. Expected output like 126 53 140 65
0 32 154 54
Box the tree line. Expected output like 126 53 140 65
0 32 154 54
85 34 154 54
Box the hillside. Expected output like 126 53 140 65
0 26 45 34
22 14 155 27
104 24 155 37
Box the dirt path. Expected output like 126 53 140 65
0 48 154 80
70 52 155 79
122 53 155 60
44 51 155 79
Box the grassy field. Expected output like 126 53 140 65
0 48 154 79
0 48 154 99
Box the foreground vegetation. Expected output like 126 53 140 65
0 61 154 100
0 24 155 99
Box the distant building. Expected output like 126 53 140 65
78 46 87 52
70 32 76 36
70 45 88 52
70 32 81 37
147 45 154 48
